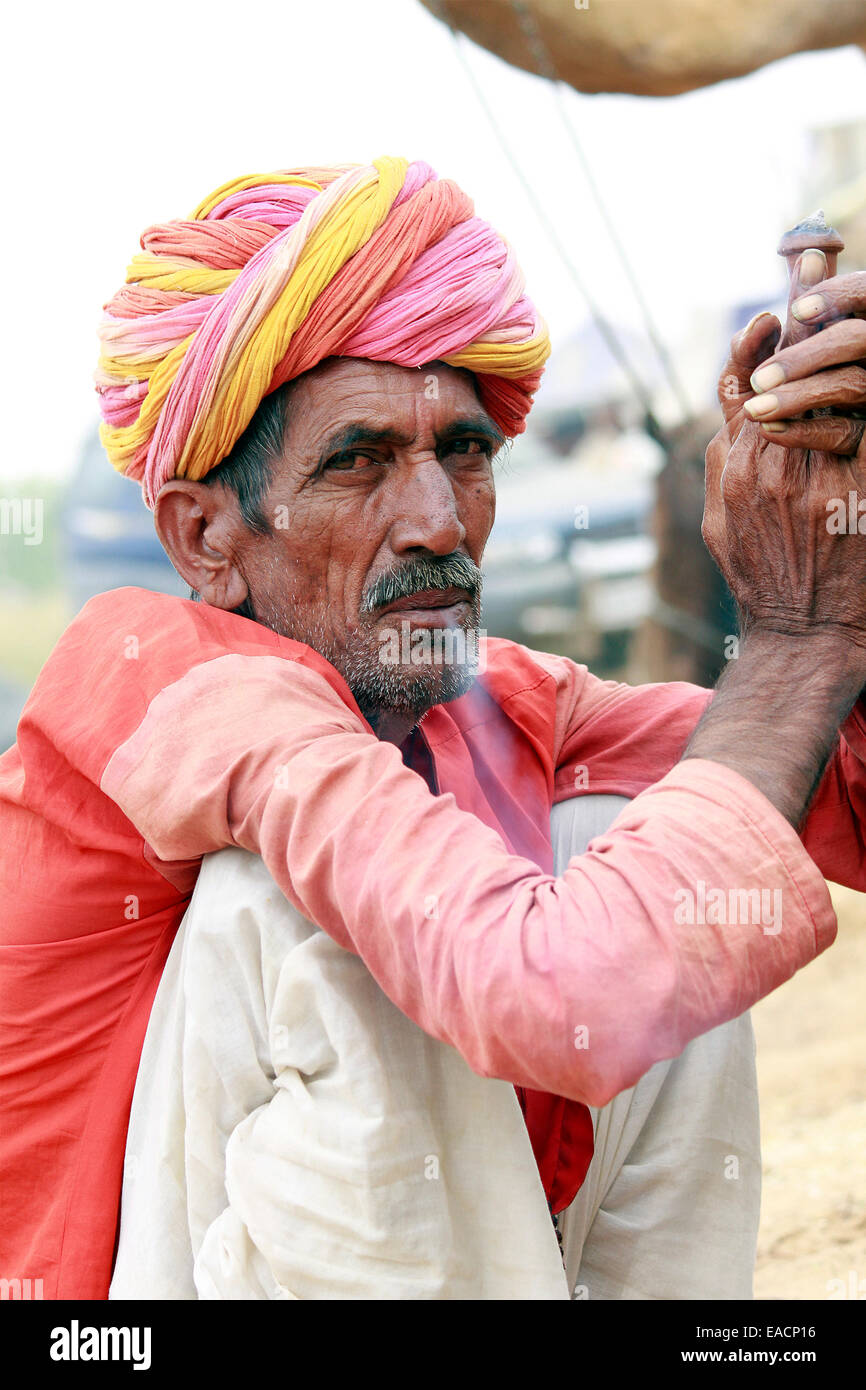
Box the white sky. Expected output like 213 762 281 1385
1 0 865 482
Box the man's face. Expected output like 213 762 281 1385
237 358 502 725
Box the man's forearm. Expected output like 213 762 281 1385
683 628 866 827
101 651 838 1108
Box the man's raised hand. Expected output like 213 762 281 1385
745 263 866 461
704 250 866 646
685 251 866 826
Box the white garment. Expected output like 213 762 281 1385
550 798 761 1301
110 797 759 1300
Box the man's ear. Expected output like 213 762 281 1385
153 480 250 612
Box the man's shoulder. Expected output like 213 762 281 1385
58 588 337 674
28 589 362 731
480 636 586 703
474 637 709 770
69 587 263 646
52 587 230 660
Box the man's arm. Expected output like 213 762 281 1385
688 254 866 826
3 584 840 1109
682 628 864 828
551 264 866 886
548 653 866 890
99 649 836 1109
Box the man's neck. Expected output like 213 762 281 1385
367 709 420 748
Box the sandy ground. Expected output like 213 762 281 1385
752 882 866 1300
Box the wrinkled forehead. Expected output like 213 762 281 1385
282 357 494 454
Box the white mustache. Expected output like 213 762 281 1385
361 558 482 615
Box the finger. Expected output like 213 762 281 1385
750 318 866 394
705 427 728 515
777 248 830 351
718 419 770 504
718 312 781 421
728 311 782 381
758 415 866 459
791 270 866 327
744 365 866 422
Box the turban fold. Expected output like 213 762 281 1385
95 157 551 509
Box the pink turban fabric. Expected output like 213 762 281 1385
95 157 551 509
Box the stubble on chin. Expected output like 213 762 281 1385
249 590 481 724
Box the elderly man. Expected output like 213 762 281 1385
1 159 866 1301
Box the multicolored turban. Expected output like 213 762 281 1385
95 157 551 510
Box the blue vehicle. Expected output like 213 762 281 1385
482 432 658 672
62 429 185 614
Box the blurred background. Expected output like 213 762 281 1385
1 0 865 1299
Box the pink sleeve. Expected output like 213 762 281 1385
101 652 835 1107
799 701 866 890
542 651 866 892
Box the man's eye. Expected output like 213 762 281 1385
445 438 494 459
324 452 379 472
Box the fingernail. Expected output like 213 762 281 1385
744 310 772 333
750 363 785 393
737 310 773 345
798 248 827 287
761 421 788 433
744 394 778 419
791 293 826 321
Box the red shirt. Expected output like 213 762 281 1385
1 588 863 1297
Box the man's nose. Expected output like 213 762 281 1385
387 459 466 556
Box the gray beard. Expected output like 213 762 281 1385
250 591 482 726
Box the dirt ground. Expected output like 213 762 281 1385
752 881 866 1300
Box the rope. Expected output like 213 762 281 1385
509 0 693 420
428 0 663 429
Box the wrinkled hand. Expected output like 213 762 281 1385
703 251 866 650
744 260 866 458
